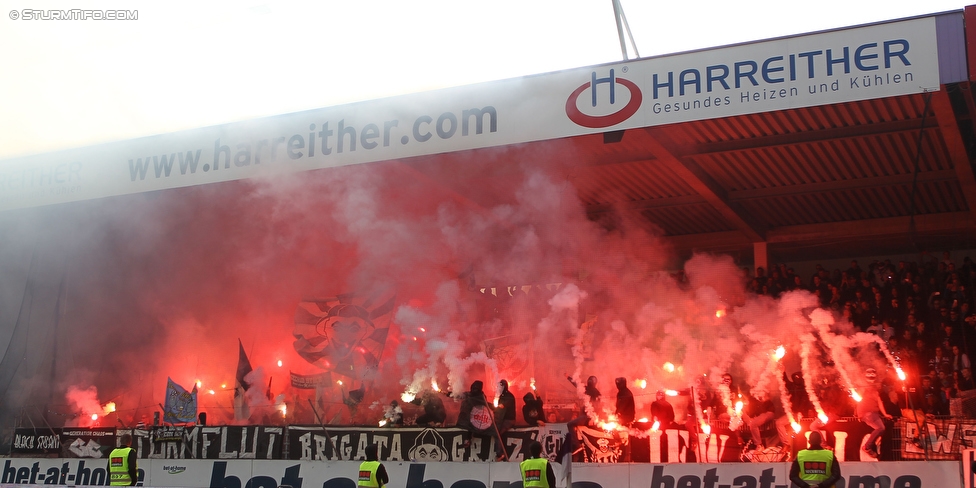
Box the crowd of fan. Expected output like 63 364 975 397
746 251 976 417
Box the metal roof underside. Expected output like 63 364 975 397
400 82 976 264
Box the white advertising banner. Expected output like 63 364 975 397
0 16 942 212
0 457 964 488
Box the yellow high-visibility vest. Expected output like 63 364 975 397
109 447 134 486
358 461 381 487
520 457 549 488
797 449 834 484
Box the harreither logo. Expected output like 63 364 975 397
566 69 642 128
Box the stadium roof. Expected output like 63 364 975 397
4 8 976 266
400 85 976 263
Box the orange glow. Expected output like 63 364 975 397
401 392 416 402
103 402 116 414
818 412 829 423
850 390 862 402
791 422 801 433
419 327 426 332
638 417 648 423
90 414 98 421
650 420 660 431
208 389 215 395
196 380 202 388
773 346 785 360
701 423 711 435
602 422 618 432
530 378 536 391
431 380 440 392
715 310 725 318
734 400 743 414
665 389 678 396
896 368 907 381
663 362 675 373
277 360 283 367
337 380 343 386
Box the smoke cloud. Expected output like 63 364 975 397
0 148 897 436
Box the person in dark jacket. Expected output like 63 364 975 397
495 380 517 460
522 391 545 426
413 390 447 426
457 380 507 459
615 377 636 426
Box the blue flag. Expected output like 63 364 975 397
163 377 198 424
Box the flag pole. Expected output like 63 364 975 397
482 392 509 462
307 399 341 460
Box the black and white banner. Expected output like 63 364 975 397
144 426 283 460
59 428 116 459
10 429 61 456
285 425 567 462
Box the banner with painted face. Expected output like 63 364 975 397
292 290 396 387
284 425 560 462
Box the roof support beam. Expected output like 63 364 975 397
685 116 938 157
765 211 973 244
728 169 958 200
931 89 976 224
643 128 767 242
662 212 974 250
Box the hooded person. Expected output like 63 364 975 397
493 379 517 460
457 380 507 459
614 377 635 426
413 390 447 427
457 380 491 434
522 391 545 426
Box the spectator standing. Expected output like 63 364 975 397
358 444 389 488
522 391 545 426
790 431 841 488
614 377 636 426
108 434 138 486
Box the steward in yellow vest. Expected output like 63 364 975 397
520 441 555 488
107 434 138 486
358 444 389 488
789 431 841 488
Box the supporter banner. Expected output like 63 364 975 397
146 426 283 460
59 428 115 459
645 425 743 463
285 425 552 462
536 423 568 461
898 417 976 460
0 15 947 212
289 371 331 389
0 458 961 487
162 378 197 424
10 428 61 456
9 418 957 462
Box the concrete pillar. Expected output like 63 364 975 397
754 241 768 275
